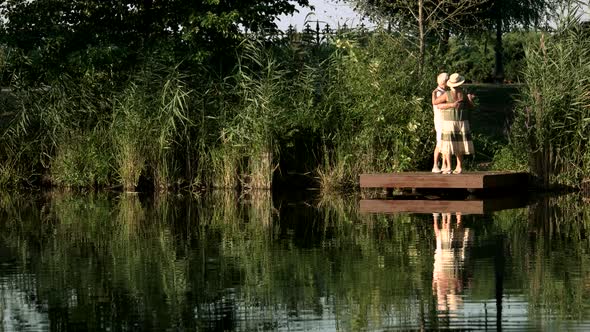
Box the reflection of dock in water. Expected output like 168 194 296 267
360 196 528 215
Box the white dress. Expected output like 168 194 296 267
433 87 445 148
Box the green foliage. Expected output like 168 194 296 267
0 0 573 193
0 28 495 191
445 33 495 83
342 0 555 82
471 0 557 31
443 31 542 83
312 31 433 190
50 130 114 187
0 24 532 192
502 31 542 82
491 145 529 171
0 0 310 83
507 15 590 188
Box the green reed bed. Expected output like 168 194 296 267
5 15 590 193
498 11 590 189
0 30 436 192
313 33 433 191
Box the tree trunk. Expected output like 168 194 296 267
494 6 504 83
418 0 424 75
440 28 450 57
141 0 154 45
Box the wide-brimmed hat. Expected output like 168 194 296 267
447 73 465 87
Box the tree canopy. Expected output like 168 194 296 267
341 0 557 78
471 0 557 80
0 0 310 79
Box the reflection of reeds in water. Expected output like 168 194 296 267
130 193 189 323
0 191 44 268
198 190 276 308
0 190 472 330
530 194 590 319
116 193 144 236
493 193 590 320
0 190 191 328
242 189 274 228
303 193 439 329
530 194 590 237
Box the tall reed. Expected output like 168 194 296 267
9 73 116 188
152 72 192 190
227 41 285 190
508 7 590 188
111 82 149 191
0 30 443 192
315 31 434 191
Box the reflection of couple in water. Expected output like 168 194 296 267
432 212 473 312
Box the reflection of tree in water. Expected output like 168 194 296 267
432 212 473 313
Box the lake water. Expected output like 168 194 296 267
1 190 590 331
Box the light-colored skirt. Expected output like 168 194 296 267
440 120 474 155
434 111 443 149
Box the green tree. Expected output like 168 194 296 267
340 0 557 79
472 0 557 82
340 0 488 73
0 0 310 80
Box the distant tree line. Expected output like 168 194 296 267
0 0 311 83
338 0 559 80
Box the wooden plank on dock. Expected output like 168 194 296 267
359 171 527 189
360 196 527 215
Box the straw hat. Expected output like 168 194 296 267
447 73 465 88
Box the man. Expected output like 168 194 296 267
432 73 449 173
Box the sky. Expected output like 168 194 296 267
275 1 590 32
275 0 373 31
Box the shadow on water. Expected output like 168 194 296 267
1 190 590 330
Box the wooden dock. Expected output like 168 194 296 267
360 171 528 190
360 196 528 215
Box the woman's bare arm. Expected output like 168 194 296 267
434 93 458 109
433 93 447 105
432 90 438 105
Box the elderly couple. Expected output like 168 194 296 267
431 73 475 174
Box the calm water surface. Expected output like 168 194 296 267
1 191 590 331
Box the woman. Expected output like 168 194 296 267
433 73 475 174
431 72 449 173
